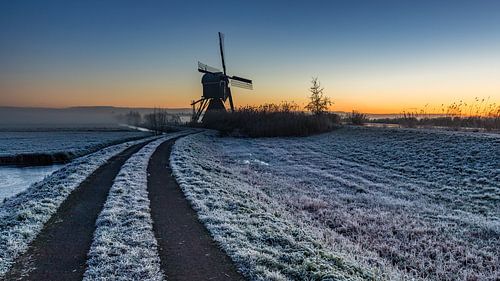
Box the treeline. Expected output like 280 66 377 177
117 109 181 134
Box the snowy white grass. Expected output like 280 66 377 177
0 136 158 277
84 131 190 281
0 130 150 157
171 127 499 281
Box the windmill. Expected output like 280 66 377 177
191 32 253 122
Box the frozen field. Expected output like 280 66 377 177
171 127 499 280
0 130 151 202
0 130 151 164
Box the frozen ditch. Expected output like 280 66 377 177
0 130 151 165
0 164 64 202
171 127 499 281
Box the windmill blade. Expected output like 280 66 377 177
218 32 227 75
230 77 253 90
230 76 252 84
198 61 221 73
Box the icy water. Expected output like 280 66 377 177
0 165 63 201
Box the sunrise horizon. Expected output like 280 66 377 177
0 1 499 279
1 1 499 115
2 94 498 116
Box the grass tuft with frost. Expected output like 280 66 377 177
84 131 191 281
84 138 166 280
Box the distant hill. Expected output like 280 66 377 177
0 106 191 129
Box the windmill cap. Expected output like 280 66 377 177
201 72 225 83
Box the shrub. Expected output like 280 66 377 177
201 103 340 137
400 111 418 128
349 111 368 125
143 108 181 134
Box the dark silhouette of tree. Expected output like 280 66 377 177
125 111 142 126
305 77 332 115
144 108 181 134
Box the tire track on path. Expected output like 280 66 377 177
3 139 154 281
147 139 246 281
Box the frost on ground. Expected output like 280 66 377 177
0 130 150 164
171 127 499 281
0 136 157 277
84 131 190 281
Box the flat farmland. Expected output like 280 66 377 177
0 130 151 165
0 130 151 201
171 127 499 280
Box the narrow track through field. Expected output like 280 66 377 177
3 140 152 281
147 139 246 281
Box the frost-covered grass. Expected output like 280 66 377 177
0 130 150 164
0 136 158 277
171 127 499 280
84 132 187 281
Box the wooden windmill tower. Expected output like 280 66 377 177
191 32 253 122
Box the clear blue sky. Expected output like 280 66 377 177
1 0 499 112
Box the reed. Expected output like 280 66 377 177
200 102 340 137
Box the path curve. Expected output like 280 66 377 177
3 140 153 281
147 139 246 281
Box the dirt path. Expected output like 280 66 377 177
147 140 246 281
3 140 152 281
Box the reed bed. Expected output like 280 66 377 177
200 103 340 137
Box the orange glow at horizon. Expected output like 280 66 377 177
1 69 499 114
2 0 500 116
2 34 499 114
2 85 498 115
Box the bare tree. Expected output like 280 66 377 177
144 108 180 134
125 111 142 126
157 108 167 132
144 108 162 134
167 114 181 125
305 77 332 115
144 112 156 134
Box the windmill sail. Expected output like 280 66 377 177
230 76 253 89
219 32 226 75
231 76 252 84
230 79 253 90
198 61 221 73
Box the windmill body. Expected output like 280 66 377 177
201 72 228 99
191 32 252 123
